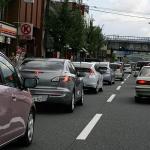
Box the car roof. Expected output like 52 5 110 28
142 66 150 68
23 58 69 63
72 62 95 68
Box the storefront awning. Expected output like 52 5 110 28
0 21 17 38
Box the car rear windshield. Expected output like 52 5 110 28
21 60 64 71
124 64 131 67
139 67 150 77
75 67 92 77
110 64 121 70
73 63 93 68
137 62 150 68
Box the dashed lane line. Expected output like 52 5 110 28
76 114 103 140
121 81 124 85
116 86 121 91
128 74 131 78
107 94 116 103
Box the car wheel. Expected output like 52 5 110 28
135 96 140 102
77 89 84 106
99 83 103 92
108 80 112 85
67 93 75 112
94 84 99 93
121 77 124 81
20 111 35 146
99 86 103 92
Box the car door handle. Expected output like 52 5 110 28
12 94 17 102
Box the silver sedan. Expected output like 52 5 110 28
73 62 103 93
135 66 150 101
20 58 84 112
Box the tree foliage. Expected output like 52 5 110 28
85 22 105 57
45 0 105 58
45 0 85 54
0 0 11 20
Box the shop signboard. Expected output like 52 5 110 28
0 22 17 38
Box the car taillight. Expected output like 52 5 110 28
136 80 150 85
51 76 72 82
88 69 95 76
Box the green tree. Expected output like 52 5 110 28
45 0 85 57
85 22 105 58
0 0 11 20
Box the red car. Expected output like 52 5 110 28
0 52 37 148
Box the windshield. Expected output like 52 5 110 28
124 64 131 67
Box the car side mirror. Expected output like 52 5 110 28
23 78 38 88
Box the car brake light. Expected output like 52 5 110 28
136 80 150 85
88 69 95 76
51 76 72 82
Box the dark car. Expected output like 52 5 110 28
19 58 84 112
0 52 37 148
134 61 150 77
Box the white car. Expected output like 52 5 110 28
124 64 132 73
73 62 103 93
135 66 150 101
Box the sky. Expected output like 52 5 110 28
83 0 150 37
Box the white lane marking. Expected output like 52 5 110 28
121 81 124 85
127 74 131 78
107 94 116 103
76 114 102 140
116 86 121 91
124 79 127 81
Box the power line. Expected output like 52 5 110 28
89 8 150 20
90 6 150 16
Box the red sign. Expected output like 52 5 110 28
21 24 31 35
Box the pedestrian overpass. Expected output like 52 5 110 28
106 35 150 61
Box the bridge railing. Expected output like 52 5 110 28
106 35 150 42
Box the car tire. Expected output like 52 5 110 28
94 83 99 93
67 93 75 113
99 82 103 92
108 80 112 85
121 77 124 81
20 111 35 146
135 96 140 102
77 89 84 106
99 86 103 92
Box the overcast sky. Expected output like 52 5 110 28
83 0 150 37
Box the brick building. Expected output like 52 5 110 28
5 0 46 57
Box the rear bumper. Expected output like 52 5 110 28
135 86 150 97
115 73 123 79
83 78 97 89
30 87 72 105
103 74 111 82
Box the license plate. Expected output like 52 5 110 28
32 95 48 102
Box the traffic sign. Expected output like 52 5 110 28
19 23 33 35
21 24 31 35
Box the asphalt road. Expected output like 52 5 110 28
6 74 150 150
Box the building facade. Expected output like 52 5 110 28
5 0 46 57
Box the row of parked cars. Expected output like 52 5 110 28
0 52 132 148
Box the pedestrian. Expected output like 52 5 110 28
9 52 17 65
